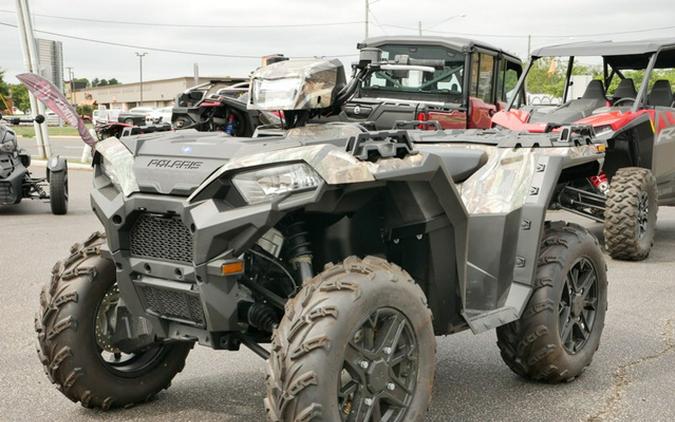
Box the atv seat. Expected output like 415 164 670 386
612 78 637 103
421 146 488 183
648 80 673 107
530 80 607 124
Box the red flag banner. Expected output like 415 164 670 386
16 73 97 147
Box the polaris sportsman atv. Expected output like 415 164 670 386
0 114 68 214
37 50 608 421
493 38 675 261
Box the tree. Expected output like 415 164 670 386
98 79 109 86
0 69 10 111
91 78 100 87
73 77 90 89
9 84 30 112
108 78 120 85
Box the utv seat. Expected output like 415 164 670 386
530 80 607 124
647 80 673 107
612 78 637 103
421 146 488 183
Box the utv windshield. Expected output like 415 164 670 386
359 44 465 103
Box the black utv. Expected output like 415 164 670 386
37 51 608 421
0 114 68 214
330 36 524 131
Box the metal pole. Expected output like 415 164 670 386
364 0 369 39
527 34 532 58
136 52 147 105
15 0 51 159
418 21 422 36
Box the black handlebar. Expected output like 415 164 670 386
0 114 45 124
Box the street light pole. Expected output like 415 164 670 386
135 52 147 105
15 0 51 159
364 0 369 39
65 66 75 104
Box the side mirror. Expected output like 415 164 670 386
34 114 45 124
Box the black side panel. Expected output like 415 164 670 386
605 115 653 180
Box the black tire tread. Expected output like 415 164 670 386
35 231 188 409
496 221 607 383
604 167 656 261
49 169 68 215
264 255 433 422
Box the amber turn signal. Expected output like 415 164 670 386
221 260 245 275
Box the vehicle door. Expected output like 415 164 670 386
468 52 497 128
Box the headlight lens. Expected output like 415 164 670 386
232 163 322 204
250 77 302 110
96 137 139 196
593 124 613 137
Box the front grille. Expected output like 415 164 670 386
0 181 13 204
129 214 193 263
141 285 205 326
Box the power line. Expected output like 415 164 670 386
0 21 357 59
0 9 363 29
380 23 675 39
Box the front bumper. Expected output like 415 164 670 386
91 181 286 346
0 165 26 205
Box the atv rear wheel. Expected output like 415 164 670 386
496 222 607 383
35 231 192 409
49 168 68 215
604 167 657 260
265 256 435 422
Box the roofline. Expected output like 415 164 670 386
361 35 522 62
530 38 675 58
72 76 247 92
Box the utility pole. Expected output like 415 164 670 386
527 34 532 58
135 52 147 105
15 0 50 159
418 21 422 36
65 66 75 104
364 0 369 39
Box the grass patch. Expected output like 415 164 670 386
12 125 90 138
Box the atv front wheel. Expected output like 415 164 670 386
265 256 435 421
35 231 192 409
604 167 657 260
496 222 607 383
49 168 68 215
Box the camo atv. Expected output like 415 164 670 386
37 57 608 421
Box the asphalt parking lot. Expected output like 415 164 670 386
0 169 673 422
17 136 85 161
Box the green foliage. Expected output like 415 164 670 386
9 84 29 112
77 104 93 117
91 78 120 87
73 78 90 89
0 69 10 98
525 58 567 97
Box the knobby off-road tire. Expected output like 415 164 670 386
49 169 68 215
265 256 435 422
496 222 607 383
35 231 192 409
604 167 657 261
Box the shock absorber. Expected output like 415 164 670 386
285 221 314 283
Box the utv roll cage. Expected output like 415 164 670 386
506 38 675 113
358 36 525 110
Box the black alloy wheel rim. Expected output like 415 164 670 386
559 257 599 354
94 283 164 377
339 307 418 421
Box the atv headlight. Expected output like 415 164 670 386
250 77 302 110
96 137 139 196
232 163 322 204
593 125 613 137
